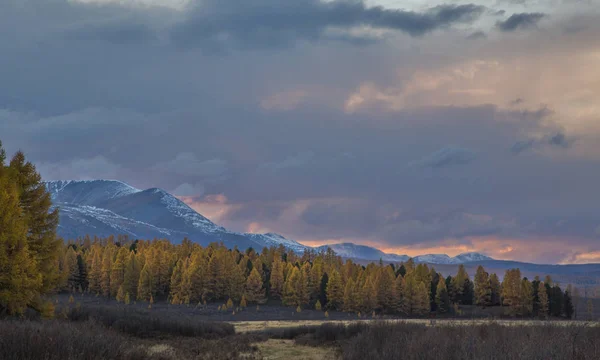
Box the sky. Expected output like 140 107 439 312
2 0 600 264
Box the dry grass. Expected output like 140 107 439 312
256 339 337 360
232 318 598 333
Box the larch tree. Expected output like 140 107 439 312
537 281 549 318
0 171 42 315
435 277 450 313
245 267 265 303
269 257 285 300
343 277 356 312
8 151 61 296
326 269 344 310
489 273 501 306
137 262 154 301
474 265 492 307
110 247 129 298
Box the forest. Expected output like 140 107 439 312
0 140 580 319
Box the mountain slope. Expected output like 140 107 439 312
47 180 494 264
47 180 307 252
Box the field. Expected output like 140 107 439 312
2 295 599 360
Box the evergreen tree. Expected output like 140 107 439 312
563 291 575 319
520 278 534 316
319 272 329 308
435 277 450 313
376 266 396 312
489 273 501 306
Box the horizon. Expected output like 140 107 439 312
4 0 600 265
42 178 599 265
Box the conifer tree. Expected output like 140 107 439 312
474 265 491 307
245 267 265 303
414 281 431 316
116 285 126 303
269 256 284 299
169 259 185 304
110 247 128 297
0 173 42 315
326 269 344 310
123 252 141 300
343 278 355 312
100 248 112 297
501 269 522 316
520 278 534 316
137 262 153 301
435 277 450 313
537 281 549 318
489 273 501 306
395 274 406 313
240 294 247 308
8 151 61 295
376 266 397 313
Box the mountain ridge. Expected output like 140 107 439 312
47 179 493 264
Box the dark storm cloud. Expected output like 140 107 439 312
171 1 486 49
548 132 573 148
496 13 546 32
511 139 535 154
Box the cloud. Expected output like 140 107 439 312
259 151 315 172
170 1 486 49
496 13 546 32
511 132 575 154
37 156 121 180
409 147 476 168
466 31 486 40
153 153 228 179
172 182 205 196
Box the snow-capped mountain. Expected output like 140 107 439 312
46 180 308 253
315 243 492 264
46 180 494 264
315 243 410 263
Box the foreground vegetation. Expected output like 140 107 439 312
1 303 599 360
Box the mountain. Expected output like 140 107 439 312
315 243 410 263
413 252 493 264
47 180 494 264
46 180 309 253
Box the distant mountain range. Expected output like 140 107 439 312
44 180 600 287
46 180 495 265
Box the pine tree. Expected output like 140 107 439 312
537 281 549 318
474 265 491 307
326 270 344 310
435 277 450 313
246 267 265 303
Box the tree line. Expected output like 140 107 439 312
57 235 576 318
0 141 577 319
